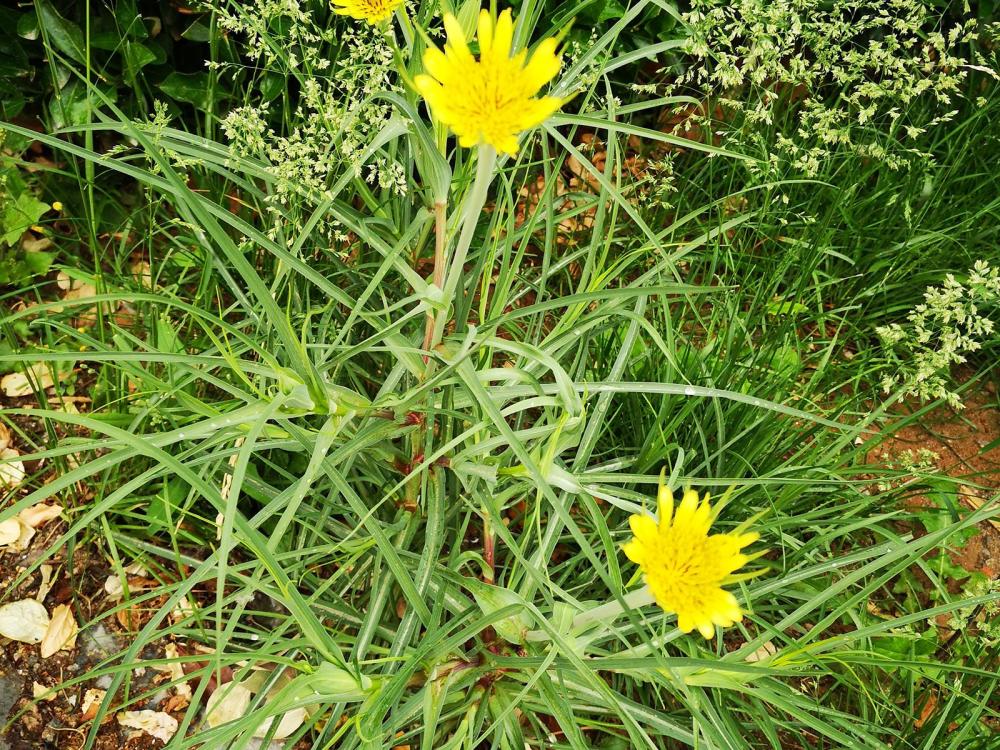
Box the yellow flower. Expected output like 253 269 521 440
623 484 759 639
331 0 401 24
414 9 566 155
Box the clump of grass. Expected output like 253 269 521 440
676 0 984 175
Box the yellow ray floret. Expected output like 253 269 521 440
331 0 402 24
623 484 760 639
414 9 566 155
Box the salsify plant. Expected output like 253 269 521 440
623 481 763 639
1 1 998 749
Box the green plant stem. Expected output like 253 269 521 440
421 199 448 360
407 145 496 507
429 144 497 352
524 587 655 642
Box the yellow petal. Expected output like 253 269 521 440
443 14 467 50
673 488 700 528
496 135 520 155
656 484 674 525
622 540 644 564
414 75 445 114
691 497 713 533
413 73 436 96
628 513 658 543
422 47 452 83
492 9 515 60
521 38 562 92
725 590 740 609
477 10 494 57
515 96 562 133
708 591 741 626
697 621 716 639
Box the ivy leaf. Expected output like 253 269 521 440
1 193 49 246
23 250 55 276
48 80 117 129
158 72 222 109
123 41 157 86
35 1 86 65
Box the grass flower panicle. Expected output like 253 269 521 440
331 0 402 24
624 483 759 639
415 9 566 155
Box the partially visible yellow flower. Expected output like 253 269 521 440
623 484 759 639
414 9 566 155
331 0 401 24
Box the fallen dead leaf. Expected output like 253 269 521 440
0 518 20 546
104 574 124 601
117 710 178 743
205 681 252 728
104 562 148 601
154 642 192 697
745 641 778 663
0 599 50 643
15 522 35 550
1 364 73 398
54 272 111 327
255 705 307 740
958 486 1000 532
35 564 55 602
80 688 107 720
40 603 78 658
158 642 192 712
22 235 53 253
20 503 63 529
115 578 164 631
0 422 11 450
1 503 64 553
0 447 25 487
32 682 58 702
131 260 152 289
915 691 937 729
169 596 195 624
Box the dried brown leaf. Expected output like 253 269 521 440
19 503 63 529
40 604 78 658
0 447 25 487
0 599 49 643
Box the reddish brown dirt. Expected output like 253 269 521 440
871 378 1000 576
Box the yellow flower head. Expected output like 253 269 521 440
414 9 566 155
624 484 759 639
331 0 401 24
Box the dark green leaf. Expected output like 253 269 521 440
123 41 157 86
23 251 55 276
35 0 87 65
258 72 284 103
16 12 39 41
1 192 50 246
48 80 117 130
182 20 212 43
158 72 222 109
115 0 147 39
